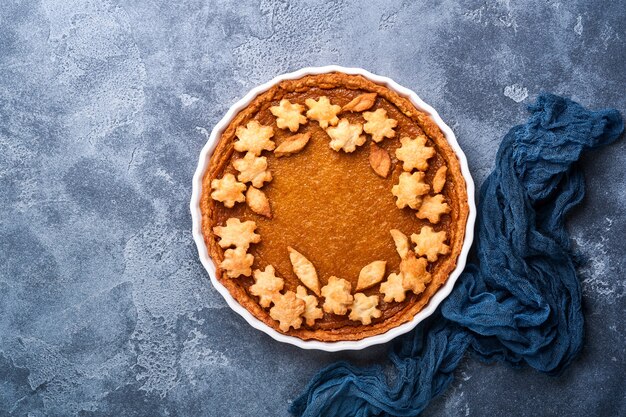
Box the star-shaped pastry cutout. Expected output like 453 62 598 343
213 217 261 251
400 253 431 295
411 226 451 262
210 173 246 208
296 286 324 326
395 135 436 172
220 247 254 278
363 108 397 142
349 293 382 325
270 99 307 132
270 290 305 332
305 96 341 129
250 265 284 308
233 152 272 188
391 171 430 209
380 273 407 303
416 194 451 224
325 118 366 153
321 276 353 315
234 120 275 156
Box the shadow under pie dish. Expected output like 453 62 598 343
191 66 475 349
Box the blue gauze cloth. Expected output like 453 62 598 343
290 93 624 417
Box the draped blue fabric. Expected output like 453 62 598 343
290 94 623 417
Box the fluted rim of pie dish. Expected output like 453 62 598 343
190 65 476 351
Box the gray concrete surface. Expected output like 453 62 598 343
1 0 624 415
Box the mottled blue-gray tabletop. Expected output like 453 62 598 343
1 0 625 416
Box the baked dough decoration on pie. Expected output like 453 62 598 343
396 135 436 172
305 96 341 129
411 226 450 262
245 187 271 218
369 142 391 178
234 121 275 155
210 174 246 208
432 166 447 193
342 92 377 112
233 152 272 188
250 265 284 308
201 72 468 341
349 293 382 325
321 277 354 315
220 247 254 278
296 286 324 326
356 260 386 291
400 253 431 295
326 118 367 153
380 273 407 303
392 171 430 209
416 194 451 224
363 108 397 142
274 133 311 157
270 291 305 332
270 99 307 132
389 229 411 259
213 217 260 250
288 247 321 296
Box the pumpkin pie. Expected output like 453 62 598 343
200 72 468 341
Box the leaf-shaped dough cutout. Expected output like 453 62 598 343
342 93 377 112
369 142 391 178
274 132 311 157
356 260 387 291
389 229 410 259
287 246 320 296
246 187 272 218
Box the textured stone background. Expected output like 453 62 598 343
1 0 625 416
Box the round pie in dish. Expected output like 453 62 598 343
199 71 469 342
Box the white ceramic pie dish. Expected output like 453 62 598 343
190 65 476 351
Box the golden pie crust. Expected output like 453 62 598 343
200 72 469 342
